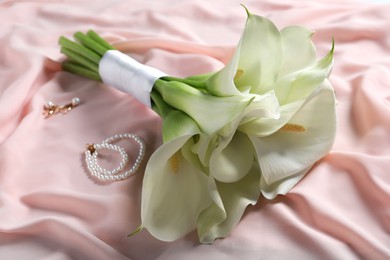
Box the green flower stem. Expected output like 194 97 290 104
62 61 101 81
74 32 109 56
59 31 116 81
87 30 115 51
60 47 99 72
59 36 101 64
150 90 173 118
160 76 206 90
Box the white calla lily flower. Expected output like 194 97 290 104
140 8 336 244
197 163 261 244
253 80 336 198
141 134 212 241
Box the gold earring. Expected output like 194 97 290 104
43 97 80 119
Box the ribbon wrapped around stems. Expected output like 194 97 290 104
99 50 167 107
59 7 336 244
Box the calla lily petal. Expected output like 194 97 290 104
260 165 312 199
197 163 261 243
207 10 282 96
162 109 201 142
141 135 212 241
196 174 225 243
235 11 283 94
239 43 334 137
190 134 215 168
192 91 279 168
281 41 334 105
181 135 208 173
279 26 316 76
239 100 299 137
210 131 254 183
250 80 336 185
205 44 242 96
241 91 280 124
273 41 333 105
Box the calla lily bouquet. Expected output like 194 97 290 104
59 7 336 243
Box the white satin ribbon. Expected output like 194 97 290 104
99 50 167 107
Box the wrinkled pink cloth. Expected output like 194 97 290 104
1 0 389 259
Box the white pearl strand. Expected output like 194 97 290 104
85 133 146 181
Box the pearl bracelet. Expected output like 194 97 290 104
85 133 146 181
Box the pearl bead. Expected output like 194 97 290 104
72 97 80 106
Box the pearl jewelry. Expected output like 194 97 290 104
43 97 81 119
85 133 146 181
72 97 81 106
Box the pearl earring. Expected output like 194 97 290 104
43 97 81 118
85 133 146 181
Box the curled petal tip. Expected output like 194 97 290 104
240 4 251 17
128 225 143 237
331 37 335 51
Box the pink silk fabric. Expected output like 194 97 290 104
1 0 389 259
